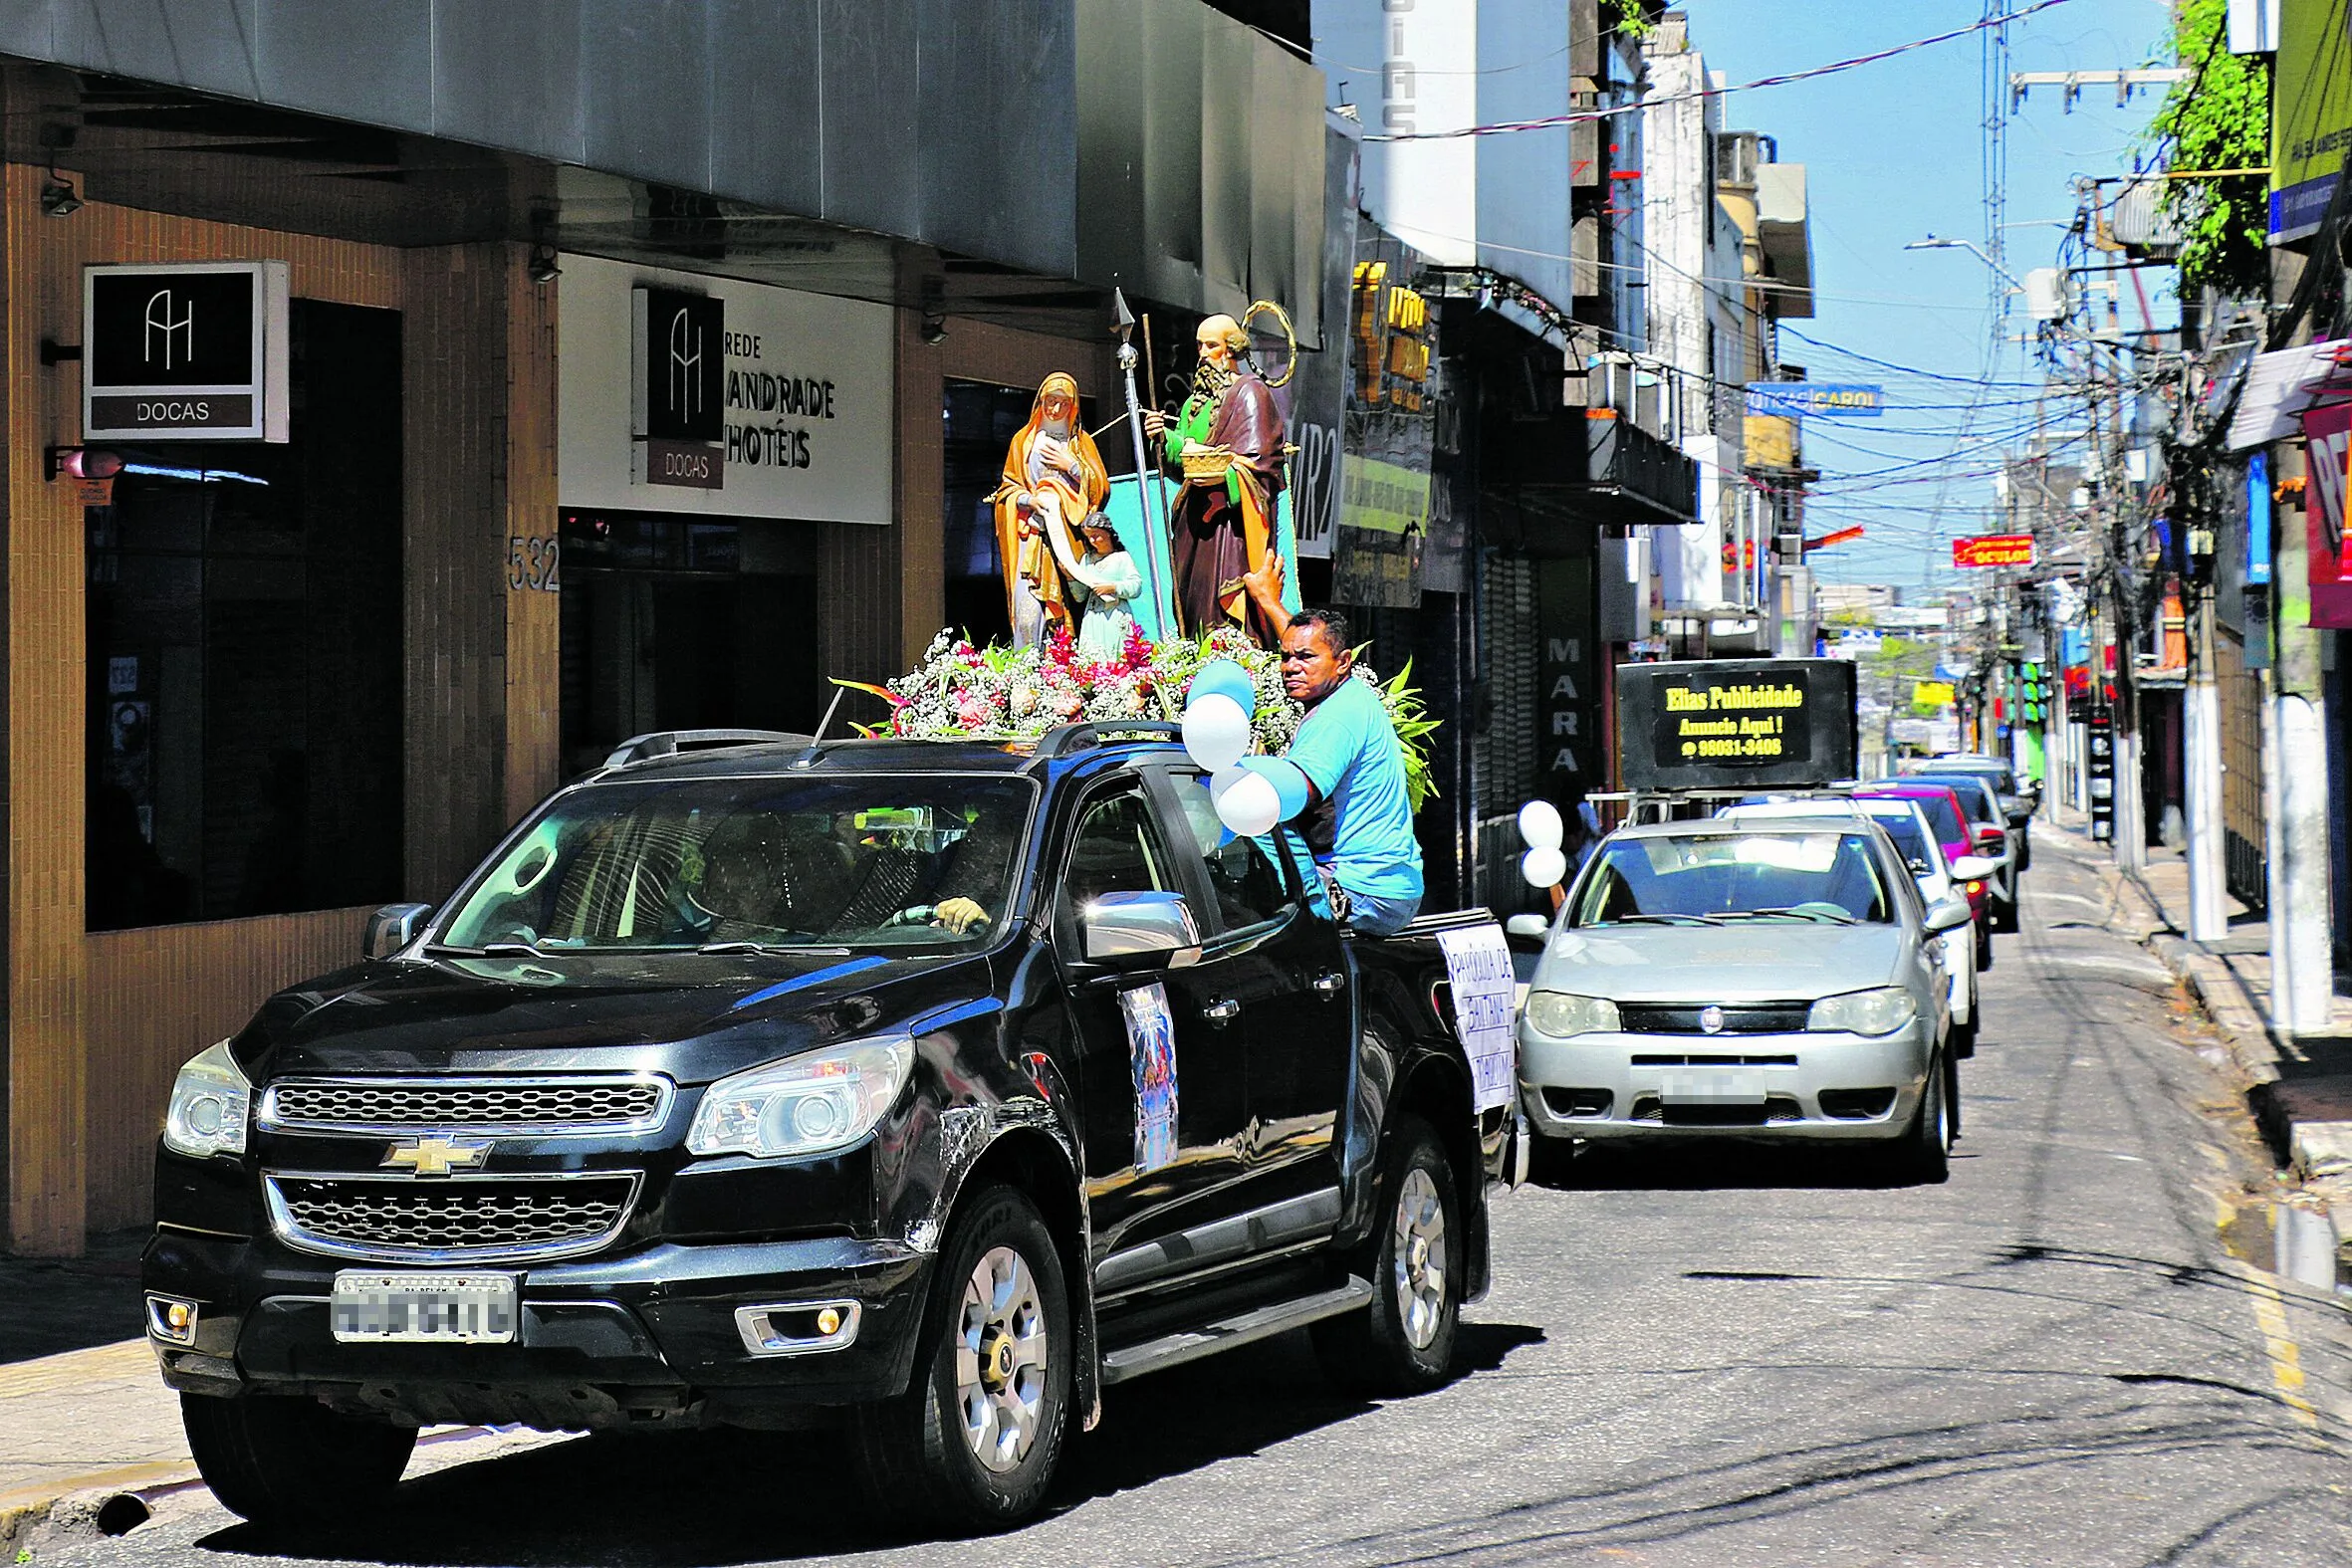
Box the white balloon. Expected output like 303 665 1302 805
1182 693 1252 775
1521 846 1567 890
1518 799 1564 851
1209 767 1246 800
1216 770 1284 838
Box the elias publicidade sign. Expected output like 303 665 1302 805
83 261 290 442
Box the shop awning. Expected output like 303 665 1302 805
2225 339 2352 451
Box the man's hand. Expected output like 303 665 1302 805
931 897 992 936
1242 553 1287 625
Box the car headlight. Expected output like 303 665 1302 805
687 1036 915 1159
1525 991 1620 1037
1807 988 1918 1035
163 1040 251 1159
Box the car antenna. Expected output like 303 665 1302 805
793 687 848 770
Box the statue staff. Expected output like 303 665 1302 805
1112 289 1176 637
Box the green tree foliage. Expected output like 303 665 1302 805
2145 0 2270 298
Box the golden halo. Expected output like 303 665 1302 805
1243 299 1297 388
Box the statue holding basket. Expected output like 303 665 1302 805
1144 315 1289 647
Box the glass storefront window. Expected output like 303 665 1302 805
86 301 404 931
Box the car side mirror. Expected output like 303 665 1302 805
1504 913 1550 940
1925 896 1973 933
364 902 433 959
1081 891 1202 969
1948 854 1996 880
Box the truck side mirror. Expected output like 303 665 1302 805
1081 891 1201 969
364 902 433 959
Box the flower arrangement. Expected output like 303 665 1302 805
837 624 1439 810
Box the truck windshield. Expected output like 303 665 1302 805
437 775 1036 953
1569 831 1893 927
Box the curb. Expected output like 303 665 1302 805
0 1463 197 1555
2106 858 2352 1225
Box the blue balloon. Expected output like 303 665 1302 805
1186 659 1258 717
1234 755 1311 820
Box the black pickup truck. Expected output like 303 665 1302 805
144 725 1521 1531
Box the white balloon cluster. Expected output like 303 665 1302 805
1518 799 1566 890
1182 661 1311 839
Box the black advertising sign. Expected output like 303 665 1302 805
2085 705 2115 842
83 262 289 440
1616 658 1858 790
1536 558 1600 803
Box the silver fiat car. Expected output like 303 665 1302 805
1518 815 1971 1179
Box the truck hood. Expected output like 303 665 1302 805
1532 923 1905 1005
235 948 993 1085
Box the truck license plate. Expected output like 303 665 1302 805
1659 1070 1765 1105
331 1272 517 1343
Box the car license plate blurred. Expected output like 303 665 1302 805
332 1272 517 1343
1659 1071 1765 1105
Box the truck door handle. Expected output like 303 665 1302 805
1203 999 1241 1024
1311 973 1346 997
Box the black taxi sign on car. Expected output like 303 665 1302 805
1616 658 1859 790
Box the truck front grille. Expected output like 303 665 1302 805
261 1076 669 1135
263 1174 640 1262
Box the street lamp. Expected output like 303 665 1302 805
1903 234 2026 290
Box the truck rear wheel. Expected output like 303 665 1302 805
852 1185 1071 1534
1314 1115 1461 1396
180 1393 415 1526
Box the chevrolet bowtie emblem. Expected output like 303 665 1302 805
381 1136 490 1177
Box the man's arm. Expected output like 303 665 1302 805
1241 554 1288 635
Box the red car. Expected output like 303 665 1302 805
1857 782 1995 968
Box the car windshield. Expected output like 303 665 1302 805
1864 812 1934 871
1864 788 1964 844
437 774 1037 953
1913 776 1998 825
1569 831 1893 927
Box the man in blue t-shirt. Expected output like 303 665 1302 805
1269 607 1425 936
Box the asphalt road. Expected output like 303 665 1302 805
46 826 2352 1567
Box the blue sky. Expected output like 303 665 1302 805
1676 0 2175 591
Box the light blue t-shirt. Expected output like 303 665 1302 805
1286 675 1424 903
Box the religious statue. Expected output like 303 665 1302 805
993 372 1111 648
1145 315 1289 646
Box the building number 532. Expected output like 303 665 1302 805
508 535 560 592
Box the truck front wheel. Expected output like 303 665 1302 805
1314 1115 1462 1396
853 1185 1072 1533
180 1393 415 1526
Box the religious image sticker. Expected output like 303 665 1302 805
1119 982 1180 1173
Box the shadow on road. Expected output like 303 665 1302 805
1531 1139 1958 1193
195 1321 1545 1563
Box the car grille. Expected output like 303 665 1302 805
261 1077 668 1135
264 1174 639 1262
1616 1004 1810 1035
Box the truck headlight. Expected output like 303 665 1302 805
688 1037 915 1160
163 1041 251 1159
1525 992 1620 1038
1807 988 1917 1035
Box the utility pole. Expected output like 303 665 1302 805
2269 433 2335 1032
2183 580 2227 941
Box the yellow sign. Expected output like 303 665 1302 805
1339 455 1432 537
1745 414 1795 470
2272 0 2352 238
1913 680 1956 708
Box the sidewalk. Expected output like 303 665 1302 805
2084 816 2352 1212
0 1232 193 1551
0 1232 556 1549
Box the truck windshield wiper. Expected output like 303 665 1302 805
697 940 845 956
480 940 545 956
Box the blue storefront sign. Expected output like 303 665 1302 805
1744 382 1886 418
